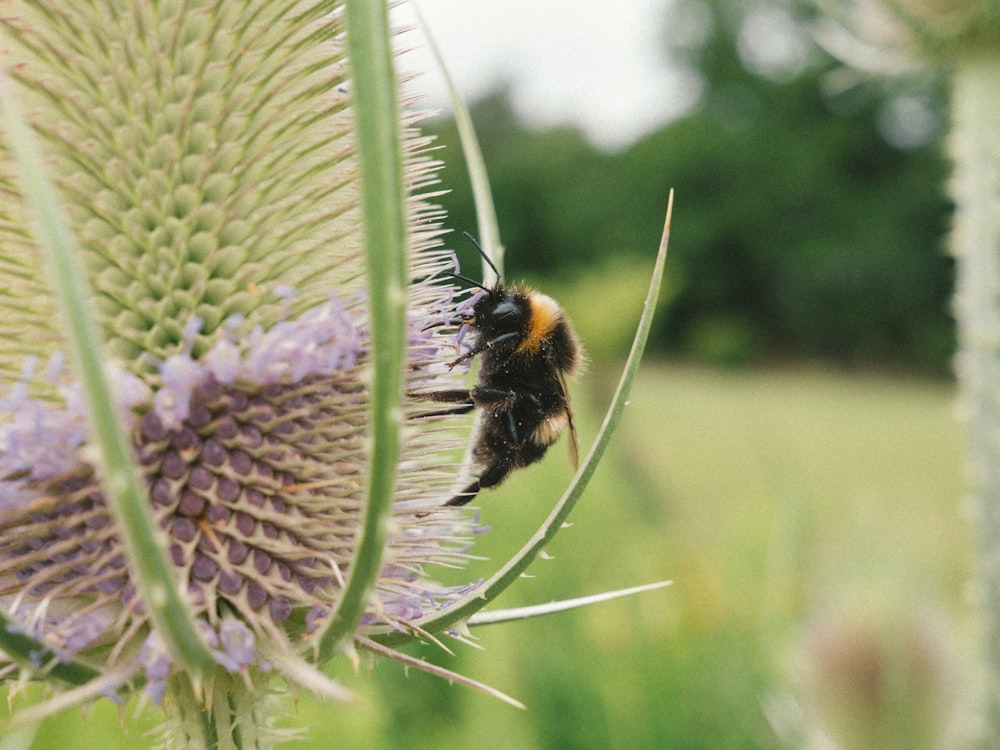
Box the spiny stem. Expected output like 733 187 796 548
949 52 1000 749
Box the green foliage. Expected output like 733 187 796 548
423 3 953 371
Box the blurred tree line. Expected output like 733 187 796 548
421 0 954 372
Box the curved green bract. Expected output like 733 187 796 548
0 610 100 686
416 9 504 282
374 192 675 646
467 581 673 626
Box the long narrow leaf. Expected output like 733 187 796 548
468 580 672 626
355 635 526 709
0 610 99 686
374 191 675 644
317 0 408 658
0 660 139 732
0 67 215 679
415 9 504 281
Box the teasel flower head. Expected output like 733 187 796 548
0 0 492 743
814 0 1000 75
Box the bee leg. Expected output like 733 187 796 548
445 478 481 507
412 403 475 418
447 331 521 368
485 331 521 348
475 454 518 497
408 388 476 417
444 452 518 506
469 386 517 404
448 344 484 368
412 388 473 403
505 410 521 444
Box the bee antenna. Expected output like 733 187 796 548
462 231 502 283
450 272 491 294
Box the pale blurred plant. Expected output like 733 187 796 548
815 0 1000 747
0 1 670 747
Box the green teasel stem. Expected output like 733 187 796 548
162 675 217 750
950 53 1000 749
0 69 216 681
151 671 280 750
0 611 99 686
318 0 407 657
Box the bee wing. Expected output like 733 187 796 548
566 409 579 469
559 370 579 470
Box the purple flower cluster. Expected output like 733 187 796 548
0 285 481 701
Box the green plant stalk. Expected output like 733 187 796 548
318 0 407 658
0 611 99 687
162 675 217 750
415 9 503 279
0 69 216 681
468 580 672 626
949 53 1000 749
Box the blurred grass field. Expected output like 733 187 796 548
15 363 970 749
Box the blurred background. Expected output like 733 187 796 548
26 0 968 747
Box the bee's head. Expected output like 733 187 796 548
472 288 530 337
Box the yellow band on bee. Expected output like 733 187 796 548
517 292 561 355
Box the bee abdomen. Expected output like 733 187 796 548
531 409 570 447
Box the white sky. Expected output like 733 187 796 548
392 0 698 150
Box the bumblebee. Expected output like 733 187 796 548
422 234 583 507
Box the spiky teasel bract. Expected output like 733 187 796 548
0 0 483 729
